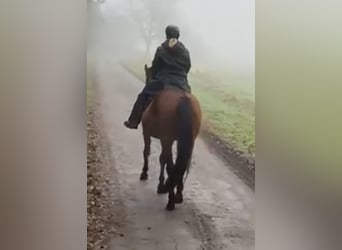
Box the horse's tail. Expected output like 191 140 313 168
175 96 194 185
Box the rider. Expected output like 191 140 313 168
124 25 192 129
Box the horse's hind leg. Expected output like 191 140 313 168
166 186 176 211
140 133 151 181
157 140 173 194
169 167 186 207
157 154 167 194
175 159 191 203
175 180 184 204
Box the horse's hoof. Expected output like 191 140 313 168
157 184 168 194
140 173 148 181
166 203 175 211
175 194 183 204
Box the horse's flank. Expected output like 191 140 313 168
141 89 201 140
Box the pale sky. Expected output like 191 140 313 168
179 0 255 72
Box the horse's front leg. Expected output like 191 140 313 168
140 133 151 181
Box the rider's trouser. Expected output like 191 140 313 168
126 80 164 126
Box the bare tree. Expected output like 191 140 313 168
128 0 179 58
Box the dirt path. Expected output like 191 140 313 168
94 61 254 250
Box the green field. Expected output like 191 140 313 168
121 61 255 156
190 72 255 155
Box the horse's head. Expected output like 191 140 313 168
144 64 152 85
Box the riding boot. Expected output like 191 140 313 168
124 93 149 129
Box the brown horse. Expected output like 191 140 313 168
140 64 201 210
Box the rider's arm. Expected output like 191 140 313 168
185 49 191 73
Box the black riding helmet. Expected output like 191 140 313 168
165 25 180 39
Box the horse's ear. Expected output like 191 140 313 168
144 64 148 72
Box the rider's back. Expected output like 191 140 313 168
151 38 191 92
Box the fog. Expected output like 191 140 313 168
88 0 254 78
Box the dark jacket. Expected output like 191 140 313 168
149 38 191 92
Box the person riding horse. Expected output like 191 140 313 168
124 25 192 129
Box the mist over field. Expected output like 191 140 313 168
88 0 254 77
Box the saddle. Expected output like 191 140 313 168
164 83 191 93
